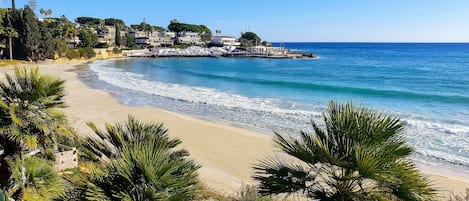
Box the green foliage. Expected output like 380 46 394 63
253 100 435 201
152 25 166 32
53 39 67 55
94 43 109 48
168 21 212 41
78 28 97 48
39 8 53 17
0 68 68 200
231 185 274 201
10 157 64 201
78 47 95 59
21 7 41 60
75 16 102 26
112 47 121 54
65 49 80 59
123 33 136 48
130 21 162 32
240 32 262 47
241 32 261 42
261 41 272 47
71 116 200 200
104 18 125 26
38 22 55 59
114 24 121 47
4 7 55 60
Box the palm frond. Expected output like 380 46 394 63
253 100 436 200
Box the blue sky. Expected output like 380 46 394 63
2 0 469 42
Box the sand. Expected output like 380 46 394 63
1 60 468 198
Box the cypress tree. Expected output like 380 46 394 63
115 24 121 47
38 22 55 59
21 7 41 60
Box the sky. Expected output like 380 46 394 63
2 0 469 42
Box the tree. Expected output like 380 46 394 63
78 28 97 48
39 8 52 17
20 6 41 60
0 68 68 200
104 18 125 26
70 117 200 200
3 27 18 60
9 157 63 200
114 24 121 47
253 101 435 200
62 23 78 40
124 33 135 48
38 22 55 59
240 32 261 47
215 29 221 35
261 41 272 47
75 17 102 27
0 0 16 10
5 8 23 59
167 20 212 41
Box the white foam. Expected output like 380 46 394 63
89 60 469 169
90 60 317 117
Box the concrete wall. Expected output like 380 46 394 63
54 148 78 171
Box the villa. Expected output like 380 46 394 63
177 31 203 45
97 25 116 46
65 37 80 48
210 36 241 47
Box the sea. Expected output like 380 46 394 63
79 43 469 177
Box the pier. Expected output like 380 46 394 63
123 47 317 59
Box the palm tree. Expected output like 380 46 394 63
0 68 68 200
1 0 16 10
4 27 18 61
9 157 63 201
253 101 435 201
71 117 200 200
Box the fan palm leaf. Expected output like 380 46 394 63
0 67 68 199
254 100 435 200
69 117 200 200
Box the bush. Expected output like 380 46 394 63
94 43 109 48
53 39 68 55
65 49 80 59
231 185 273 201
78 47 96 59
112 47 122 54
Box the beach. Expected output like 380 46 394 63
1 60 468 198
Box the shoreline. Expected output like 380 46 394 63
1 59 468 197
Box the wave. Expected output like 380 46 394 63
177 70 469 104
90 61 317 117
89 60 469 170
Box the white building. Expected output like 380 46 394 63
97 25 116 45
247 46 288 56
177 31 203 45
210 36 240 47
65 37 80 48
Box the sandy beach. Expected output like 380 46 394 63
1 60 468 198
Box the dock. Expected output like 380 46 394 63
123 47 317 59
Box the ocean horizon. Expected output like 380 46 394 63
79 42 469 178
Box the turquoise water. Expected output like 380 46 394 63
82 43 469 174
